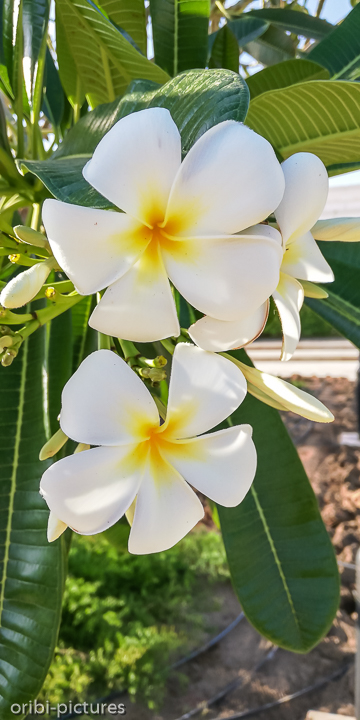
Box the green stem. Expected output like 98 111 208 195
119 339 140 362
30 203 41 231
17 293 83 340
98 332 111 350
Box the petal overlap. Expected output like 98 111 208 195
43 200 151 295
189 302 269 352
89 242 180 342
60 350 159 445
83 107 182 225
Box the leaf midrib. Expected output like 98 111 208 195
0 338 28 622
250 484 301 640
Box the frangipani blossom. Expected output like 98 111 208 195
190 153 334 360
42 108 285 343
40 344 256 554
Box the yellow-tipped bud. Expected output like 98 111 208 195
14 225 48 248
47 511 68 542
0 258 55 309
9 254 20 263
139 367 167 382
74 443 90 454
0 335 13 350
1 348 17 366
39 428 68 461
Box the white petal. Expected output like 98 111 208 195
275 153 328 245
47 512 67 542
42 199 151 295
281 231 334 283
128 454 204 554
273 274 304 362
83 108 181 225
189 302 269 352
161 426 256 507
234 360 334 423
162 230 282 321
164 343 247 439
89 242 180 342
0 261 53 309
60 350 159 445
312 217 360 242
164 122 285 236
40 445 143 535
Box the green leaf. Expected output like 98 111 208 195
245 25 296 66
149 0 210 77
0 0 14 98
227 16 269 46
55 79 159 158
305 241 360 348
218 350 339 653
97 0 147 56
19 156 111 208
22 0 50 104
46 310 73 437
0 327 64 718
308 3 360 80
42 47 65 128
209 25 239 73
71 295 98 371
55 1 85 109
246 80 360 173
246 58 329 99
247 8 333 40
23 69 250 205
55 0 169 108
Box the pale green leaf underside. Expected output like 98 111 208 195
246 80 360 173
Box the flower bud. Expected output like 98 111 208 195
0 335 13 350
14 225 48 248
74 443 90 454
0 258 55 309
47 511 67 542
39 428 68 461
1 348 17 366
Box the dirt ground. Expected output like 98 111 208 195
124 376 360 720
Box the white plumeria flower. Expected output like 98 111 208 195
190 153 334 360
40 343 256 554
42 108 285 343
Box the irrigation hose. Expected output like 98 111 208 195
210 663 351 720
57 612 245 719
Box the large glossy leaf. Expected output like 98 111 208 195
54 79 159 158
246 58 329 99
55 0 169 108
46 310 73 437
22 0 49 104
71 295 98 371
0 327 64 718
22 69 250 205
308 3 360 80
98 0 147 55
248 8 333 40
149 0 210 77
246 80 360 174
305 241 360 349
3 0 23 98
218 349 339 653
209 25 239 73
19 156 110 208
245 25 296 66
0 0 13 98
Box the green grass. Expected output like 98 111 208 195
40 527 229 709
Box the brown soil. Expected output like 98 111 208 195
124 376 359 720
